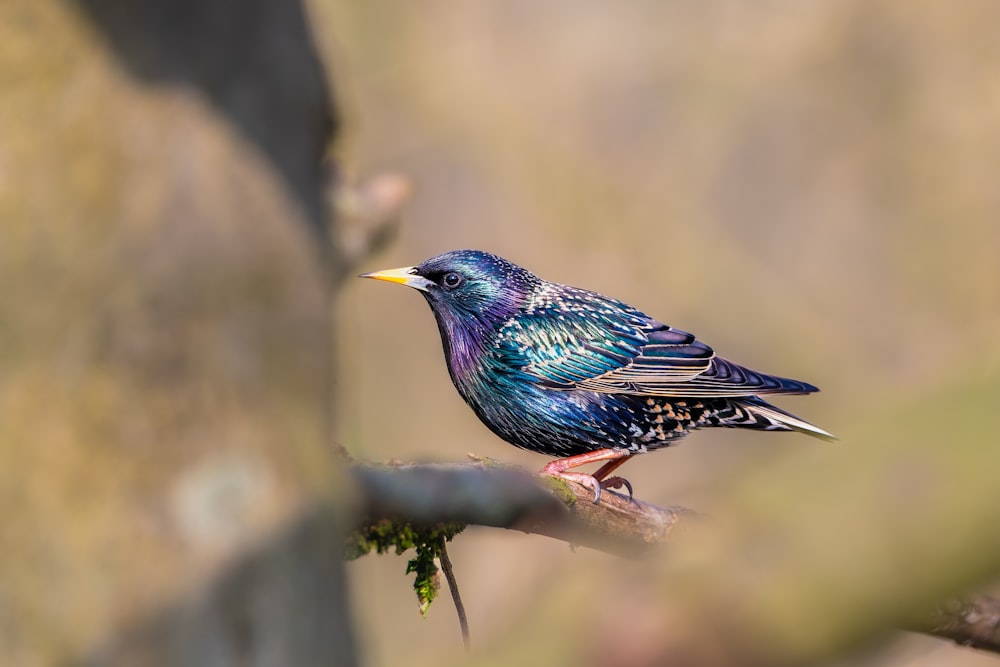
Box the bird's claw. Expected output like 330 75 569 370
540 471 636 504
600 475 634 501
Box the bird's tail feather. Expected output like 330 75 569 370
733 397 836 442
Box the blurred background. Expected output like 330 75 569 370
323 2 1000 666
2 1 999 665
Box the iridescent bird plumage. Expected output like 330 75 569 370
361 250 833 501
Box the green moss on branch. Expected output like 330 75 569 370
346 519 465 615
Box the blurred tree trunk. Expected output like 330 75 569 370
0 1 352 665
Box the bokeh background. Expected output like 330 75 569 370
2 1 999 665
323 2 1000 666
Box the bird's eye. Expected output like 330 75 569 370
442 272 463 289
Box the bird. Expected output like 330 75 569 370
361 250 833 502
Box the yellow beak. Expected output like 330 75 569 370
358 266 416 285
359 266 434 291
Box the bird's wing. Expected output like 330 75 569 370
499 288 817 398
578 329 819 397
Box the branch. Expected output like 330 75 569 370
350 459 1000 659
350 461 692 558
329 171 411 280
919 594 1000 653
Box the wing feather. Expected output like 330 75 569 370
499 286 818 398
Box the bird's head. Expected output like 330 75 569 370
360 250 539 331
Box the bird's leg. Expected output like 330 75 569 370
539 449 632 504
591 457 634 501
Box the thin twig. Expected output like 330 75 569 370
439 540 470 651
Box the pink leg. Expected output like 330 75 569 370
539 449 632 503
592 456 630 482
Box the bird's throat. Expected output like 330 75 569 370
431 309 493 389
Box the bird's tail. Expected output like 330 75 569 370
731 397 836 442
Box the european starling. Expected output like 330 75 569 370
361 250 833 502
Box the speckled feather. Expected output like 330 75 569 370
364 250 833 460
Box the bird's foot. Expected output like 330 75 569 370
539 449 635 504
538 471 634 504
540 469 605 504
599 475 634 501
